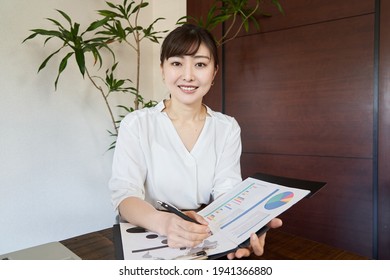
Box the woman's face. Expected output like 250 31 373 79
161 43 218 106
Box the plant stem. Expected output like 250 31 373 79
133 0 143 110
217 13 237 46
218 0 260 46
86 68 118 135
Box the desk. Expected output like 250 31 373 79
60 227 367 260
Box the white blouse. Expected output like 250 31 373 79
109 100 242 210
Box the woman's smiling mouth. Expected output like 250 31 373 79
179 85 198 92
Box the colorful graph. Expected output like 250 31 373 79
204 183 258 222
264 191 294 210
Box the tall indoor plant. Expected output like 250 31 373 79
23 0 167 149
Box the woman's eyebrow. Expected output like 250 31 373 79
193 55 211 60
169 54 210 60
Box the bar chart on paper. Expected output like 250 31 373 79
198 177 311 246
199 180 280 243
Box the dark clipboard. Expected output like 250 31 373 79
113 223 124 260
113 173 326 260
251 172 326 198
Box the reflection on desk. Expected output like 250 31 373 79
60 227 367 260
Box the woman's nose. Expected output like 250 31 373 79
182 64 194 81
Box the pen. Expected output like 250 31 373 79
173 250 207 260
157 200 201 225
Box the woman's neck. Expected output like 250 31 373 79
163 99 206 122
163 98 207 152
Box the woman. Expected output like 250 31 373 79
109 23 282 259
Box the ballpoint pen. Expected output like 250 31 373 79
173 250 207 260
156 200 201 225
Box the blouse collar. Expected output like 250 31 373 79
156 100 215 117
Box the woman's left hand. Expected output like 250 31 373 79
226 218 283 259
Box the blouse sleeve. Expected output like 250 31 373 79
108 114 147 210
212 117 243 200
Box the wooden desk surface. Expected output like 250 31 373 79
60 227 367 260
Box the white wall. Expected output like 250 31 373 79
0 0 185 255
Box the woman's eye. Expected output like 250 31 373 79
171 62 181 66
196 62 206 67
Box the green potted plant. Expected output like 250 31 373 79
23 0 167 149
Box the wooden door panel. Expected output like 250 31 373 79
225 15 374 158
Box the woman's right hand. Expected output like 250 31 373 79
118 197 211 248
163 211 211 248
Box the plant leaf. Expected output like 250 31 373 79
98 10 121 18
271 0 285 15
56 9 72 27
37 48 62 72
132 2 148 14
54 52 73 90
28 29 63 38
71 22 80 38
74 48 86 76
106 1 117 9
22 32 39 43
85 17 110 33
46 18 65 29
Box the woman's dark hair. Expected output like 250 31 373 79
160 24 219 69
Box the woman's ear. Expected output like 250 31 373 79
213 65 219 79
160 64 165 81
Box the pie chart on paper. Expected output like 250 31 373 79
264 191 294 210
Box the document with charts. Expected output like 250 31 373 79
119 176 319 259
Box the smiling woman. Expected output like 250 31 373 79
108 23 283 260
